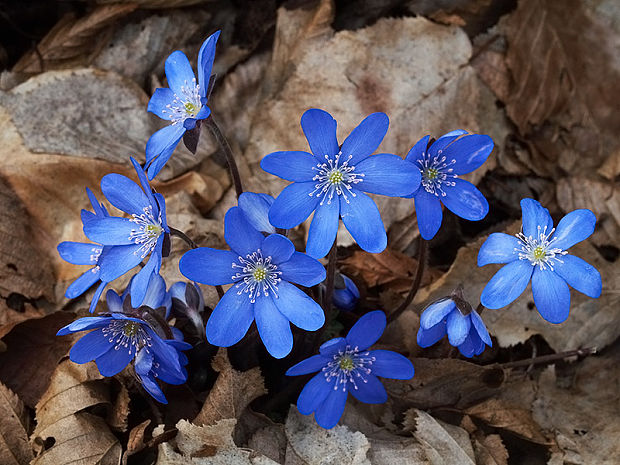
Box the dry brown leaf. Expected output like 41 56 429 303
466 398 552 445
13 5 138 73
193 349 267 426
123 419 151 462
0 312 77 407
0 381 34 465
385 358 504 410
473 434 509 465
107 384 130 432
94 0 211 8
502 0 620 176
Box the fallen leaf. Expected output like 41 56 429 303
124 419 151 459
193 349 267 426
473 434 509 465
107 383 130 432
0 381 34 465
13 5 138 73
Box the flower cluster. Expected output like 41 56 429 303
55 28 602 427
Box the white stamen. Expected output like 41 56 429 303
416 149 458 197
323 344 376 392
129 205 163 259
161 77 202 124
309 152 364 205
515 225 567 271
101 320 152 355
232 249 282 303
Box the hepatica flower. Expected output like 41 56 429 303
179 206 326 358
332 274 360 311
58 188 111 313
479 199 602 323
405 130 493 240
83 158 169 308
238 191 276 234
261 109 421 258
417 297 491 358
286 311 414 429
145 31 220 179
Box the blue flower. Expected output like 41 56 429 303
332 274 360 311
238 192 276 234
479 199 602 323
417 298 491 358
145 31 220 179
169 281 204 312
404 130 493 240
121 273 172 317
82 157 169 308
286 311 413 429
58 188 111 313
261 109 421 258
179 206 326 359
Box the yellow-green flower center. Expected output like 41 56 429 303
123 322 139 337
532 246 546 260
426 167 439 180
145 224 162 238
184 102 199 116
328 170 344 185
253 266 267 282
339 356 355 372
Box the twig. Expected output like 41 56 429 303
387 236 428 324
500 347 597 369
169 227 197 249
205 116 244 198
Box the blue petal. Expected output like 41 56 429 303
95 344 134 377
405 135 430 164
86 187 106 217
551 209 597 250
441 179 489 221
146 143 178 181
446 310 471 346
346 310 385 351
532 268 571 324
98 244 144 282
278 252 326 287
457 330 484 358
428 130 468 158
273 281 324 331
57 317 110 336
417 322 446 348
134 347 153 375
355 153 421 196
69 329 112 364
197 30 220 95
414 188 443 240
269 182 320 229
297 372 333 415
58 242 102 265
144 327 185 379
238 192 275 234
478 233 521 266
349 374 387 404
481 259 533 309
130 246 161 307
443 134 494 175
520 198 553 239
306 197 340 259
469 310 492 346
153 193 168 232
139 372 168 404
130 157 158 214
260 151 319 182
420 299 456 329
254 296 293 359
319 337 346 356
261 234 295 264
101 173 150 216
106 289 123 313
314 384 348 429
286 354 327 376
300 109 339 158
145 124 186 165
340 189 386 253
179 247 236 286
224 207 265 257
340 112 389 166
88 281 107 313
554 254 601 298
142 273 167 309
368 350 414 379
83 217 135 245
164 50 196 98
206 288 254 347
147 88 176 121
65 268 100 299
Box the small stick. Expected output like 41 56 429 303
205 116 244 198
500 347 597 369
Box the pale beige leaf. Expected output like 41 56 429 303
473 434 509 465
193 349 266 426
0 382 34 465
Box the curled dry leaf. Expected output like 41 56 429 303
193 349 267 426
472 433 509 465
0 381 34 465
31 359 121 465
13 5 138 73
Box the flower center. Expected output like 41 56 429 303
323 345 376 392
310 152 364 205
129 205 163 259
515 225 567 271
102 320 152 355
161 78 202 124
232 249 282 303
416 149 457 197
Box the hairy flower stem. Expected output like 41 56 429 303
476 302 485 315
323 239 338 313
500 347 596 369
387 237 428 324
205 116 244 198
